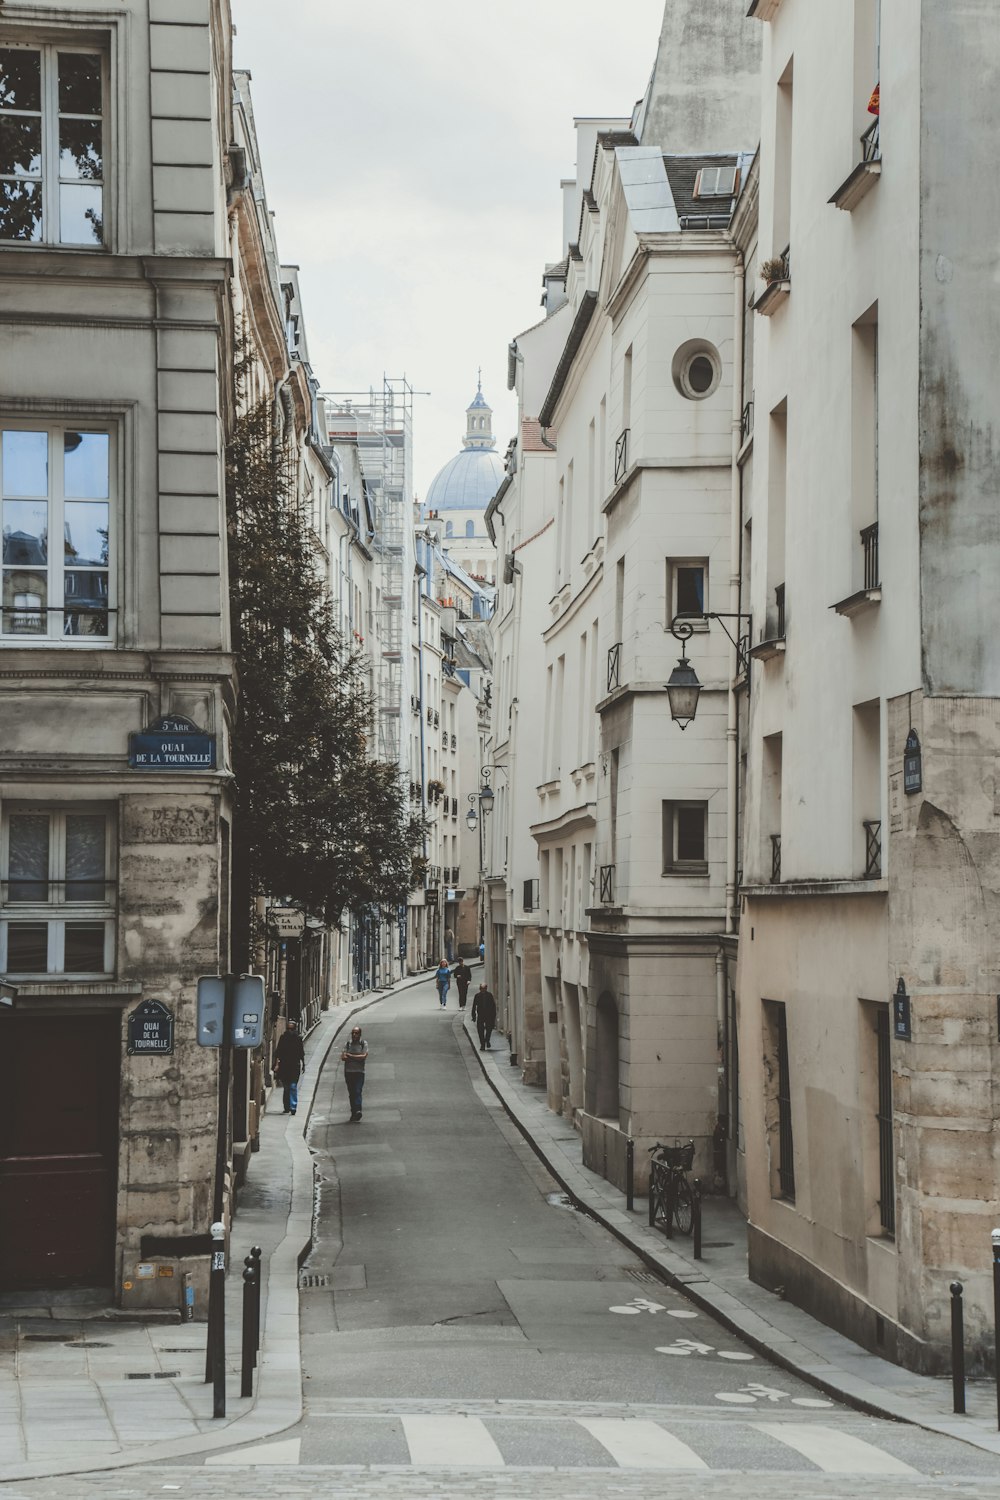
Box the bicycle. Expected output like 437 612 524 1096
648 1139 695 1237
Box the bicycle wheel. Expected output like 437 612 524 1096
673 1175 694 1235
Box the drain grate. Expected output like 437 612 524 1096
701 1241 735 1249
22 1334 66 1342
125 1371 180 1380
626 1268 665 1286
299 1272 330 1288
160 1347 202 1353
75 1340 111 1348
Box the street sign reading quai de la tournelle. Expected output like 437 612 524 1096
128 714 216 771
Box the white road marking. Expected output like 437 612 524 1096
667 1308 699 1319
716 1392 757 1403
401 1414 505 1467
718 1350 755 1360
754 1423 919 1474
205 1437 301 1466
578 1418 709 1470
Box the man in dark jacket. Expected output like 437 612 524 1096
471 983 497 1051
273 1019 305 1115
453 959 472 1009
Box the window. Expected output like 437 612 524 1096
763 1000 795 1201
694 165 740 199
1 807 115 975
2 423 111 639
667 558 708 625
0 44 106 246
662 800 708 874
445 520 453 537
465 519 475 538
672 341 721 401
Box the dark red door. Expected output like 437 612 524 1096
0 1013 120 1288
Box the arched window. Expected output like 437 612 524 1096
594 993 620 1119
466 519 475 537
445 520 453 537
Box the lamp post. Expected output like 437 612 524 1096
466 767 507 968
665 612 752 729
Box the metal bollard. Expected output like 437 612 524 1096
950 1281 966 1415
648 1161 657 1228
693 1178 703 1260
626 1138 635 1213
241 1258 257 1398
992 1229 1000 1430
664 1171 675 1240
251 1245 263 1365
209 1221 227 1418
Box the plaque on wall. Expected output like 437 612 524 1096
129 715 216 772
127 999 175 1056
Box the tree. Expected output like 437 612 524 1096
225 374 423 969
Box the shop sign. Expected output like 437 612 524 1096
424 888 438 905
268 906 306 938
129 715 216 772
127 998 175 1055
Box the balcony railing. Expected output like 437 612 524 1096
607 641 621 694
861 522 880 590
614 428 629 485
775 582 786 639
599 864 615 904
451 733 457 750
864 819 882 879
862 116 880 163
741 397 754 443
770 834 782 883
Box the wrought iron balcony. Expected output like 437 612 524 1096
614 428 629 485
862 522 880 590
862 117 880 163
864 819 882 879
607 641 621 694
830 118 882 210
599 864 615 904
832 523 881 617
741 397 754 443
770 834 782 883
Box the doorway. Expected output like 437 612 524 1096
0 1012 120 1289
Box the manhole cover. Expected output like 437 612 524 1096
22 1334 66 1342
299 1273 330 1288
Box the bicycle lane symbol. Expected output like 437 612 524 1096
715 1383 834 1408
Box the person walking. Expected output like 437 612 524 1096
340 1025 368 1123
453 958 472 1009
471 982 497 1051
273 1019 305 1115
435 958 451 1007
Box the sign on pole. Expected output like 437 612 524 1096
197 976 227 1047
197 974 266 1047
232 975 265 1049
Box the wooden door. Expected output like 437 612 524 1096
0 1013 120 1288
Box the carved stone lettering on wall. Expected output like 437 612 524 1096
889 772 903 833
123 802 218 845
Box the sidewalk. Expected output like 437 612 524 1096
460 1010 1000 1459
0 973 432 1484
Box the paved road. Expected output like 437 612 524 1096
14 978 1000 1498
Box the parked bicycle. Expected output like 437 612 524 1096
648 1139 695 1237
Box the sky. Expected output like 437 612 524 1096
233 1 666 500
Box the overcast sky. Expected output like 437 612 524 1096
233 1 666 499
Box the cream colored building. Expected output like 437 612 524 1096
736 0 1000 1374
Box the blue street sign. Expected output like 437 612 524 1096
129 714 216 771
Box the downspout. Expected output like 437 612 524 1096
726 251 746 939
415 544 429 969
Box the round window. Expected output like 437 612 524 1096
671 340 722 401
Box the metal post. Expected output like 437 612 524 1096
251 1245 262 1365
693 1178 703 1260
241 1257 256 1398
205 977 234 1386
992 1229 1000 1430
950 1281 966 1415
626 1138 634 1213
648 1161 656 1227
209 1221 227 1418
664 1172 675 1240
181 1270 193 1322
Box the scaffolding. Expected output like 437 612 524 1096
322 378 414 769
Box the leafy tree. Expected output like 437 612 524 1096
225 372 423 969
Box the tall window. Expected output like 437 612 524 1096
1 807 115 974
0 45 105 246
1 424 111 640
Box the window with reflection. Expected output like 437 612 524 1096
1 423 111 639
0 45 105 246
1 807 115 975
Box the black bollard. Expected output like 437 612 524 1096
241 1260 257 1398
648 1161 657 1227
950 1281 966 1415
693 1178 703 1260
251 1245 263 1365
993 1230 1000 1430
209 1222 226 1418
626 1138 635 1213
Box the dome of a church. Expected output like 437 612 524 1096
425 379 504 512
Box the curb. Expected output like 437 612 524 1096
458 1014 1000 1457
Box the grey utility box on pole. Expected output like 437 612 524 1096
197 974 266 1048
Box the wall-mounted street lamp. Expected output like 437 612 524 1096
465 765 506 827
665 612 752 729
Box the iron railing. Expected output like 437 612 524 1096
741 397 754 443
770 834 782 883
599 864 615 904
614 429 629 485
864 819 882 879
776 1005 795 1200
607 641 621 693
862 116 880 163
775 583 785 638
876 1006 895 1236
861 521 880 590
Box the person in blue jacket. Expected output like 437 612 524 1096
435 958 451 1007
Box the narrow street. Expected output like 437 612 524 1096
16 974 998 1499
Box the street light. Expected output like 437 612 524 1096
665 612 752 729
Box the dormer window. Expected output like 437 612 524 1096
694 166 740 200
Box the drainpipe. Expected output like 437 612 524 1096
726 253 746 939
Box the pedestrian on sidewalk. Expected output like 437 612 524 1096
273 1019 305 1115
435 958 451 1007
453 958 472 1009
471 982 497 1050
340 1025 368 1122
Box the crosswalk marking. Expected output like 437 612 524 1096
577 1417 709 1470
754 1423 919 1474
400 1414 505 1467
